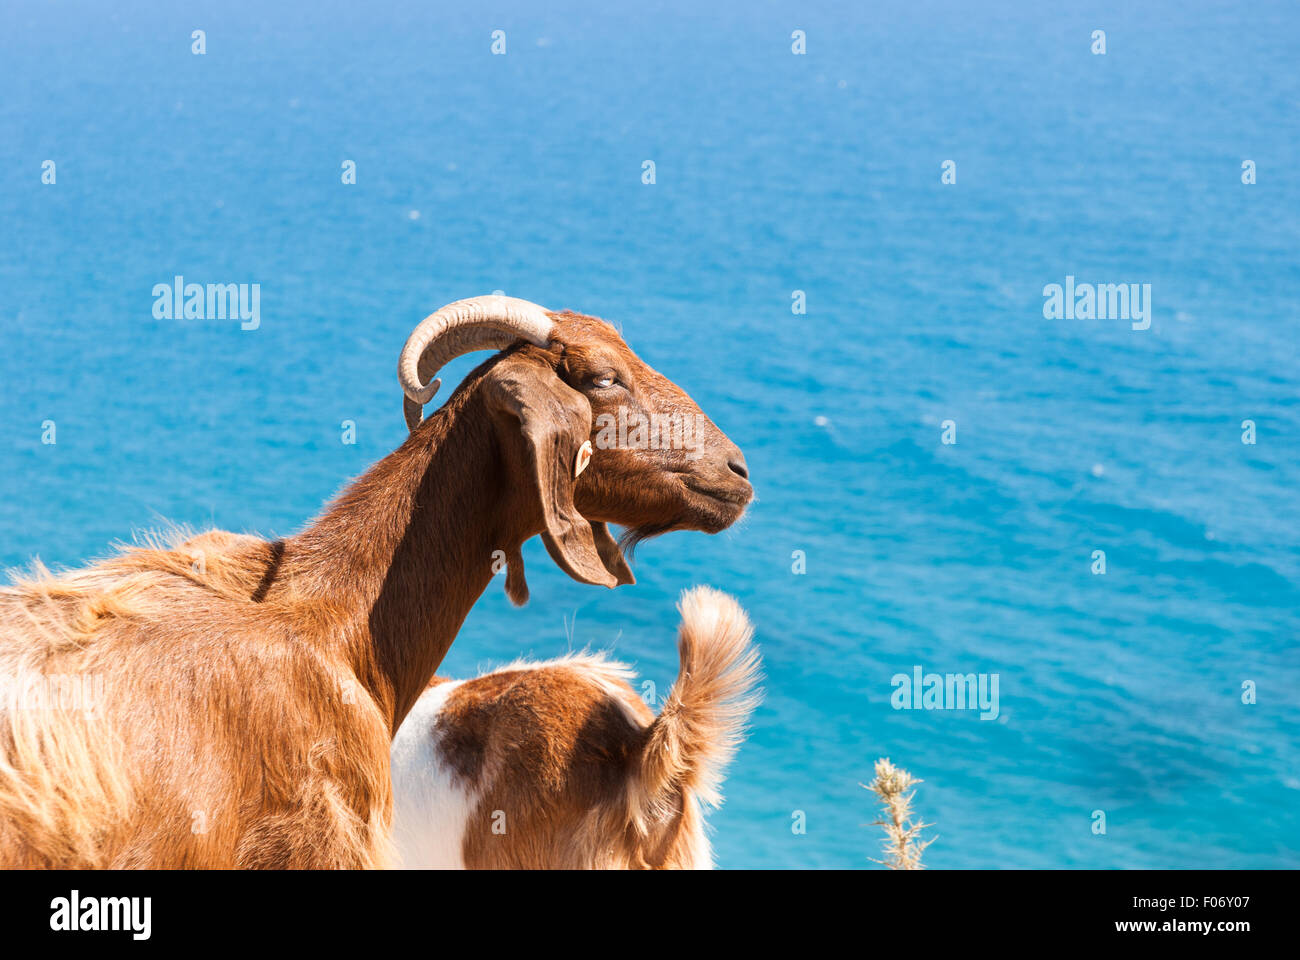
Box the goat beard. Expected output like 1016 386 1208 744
616 523 673 559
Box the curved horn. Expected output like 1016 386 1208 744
398 295 555 431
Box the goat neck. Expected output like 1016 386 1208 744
286 385 537 733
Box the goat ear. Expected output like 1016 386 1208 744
484 359 619 589
590 521 635 586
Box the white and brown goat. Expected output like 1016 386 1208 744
390 587 760 869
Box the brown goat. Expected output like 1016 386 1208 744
389 587 760 869
0 297 752 868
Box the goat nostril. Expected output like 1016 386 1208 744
727 457 749 481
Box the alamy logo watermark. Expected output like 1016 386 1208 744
891 665 1000 720
1 673 105 712
152 275 260 330
594 407 708 460
50 890 151 940
1043 275 1151 330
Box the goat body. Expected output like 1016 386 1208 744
0 308 752 868
390 587 761 869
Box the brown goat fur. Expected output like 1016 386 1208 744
0 309 752 868
390 587 761 869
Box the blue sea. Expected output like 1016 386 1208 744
2 1 1297 868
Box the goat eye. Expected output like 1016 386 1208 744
592 374 616 389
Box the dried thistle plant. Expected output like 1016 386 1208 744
863 757 935 870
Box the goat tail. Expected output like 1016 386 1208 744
632 587 762 830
